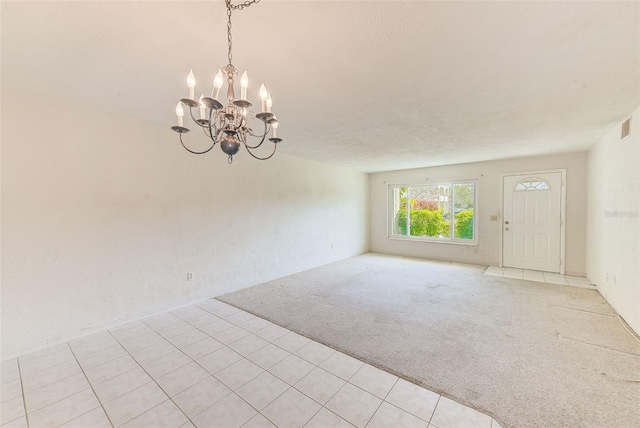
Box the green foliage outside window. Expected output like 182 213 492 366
454 210 474 239
397 208 473 239
397 208 449 237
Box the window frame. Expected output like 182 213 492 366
387 179 479 245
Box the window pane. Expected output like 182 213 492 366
391 187 407 236
453 183 475 240
408 186 450 238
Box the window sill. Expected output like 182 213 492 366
387 236 479 246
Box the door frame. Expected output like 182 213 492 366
498 169 567 274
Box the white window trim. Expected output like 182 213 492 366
387 179 479 245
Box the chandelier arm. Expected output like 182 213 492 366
246 124 268 138
243 122 269 149
244 141 277 161
244 133 267 150
206 125 221 140
179 133 216 155
206 110 219 139
187 108 209 128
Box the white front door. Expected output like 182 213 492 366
502 172 563 273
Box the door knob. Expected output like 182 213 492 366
505 227 510 231
505 220 509 225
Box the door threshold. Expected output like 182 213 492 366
485 266 595 289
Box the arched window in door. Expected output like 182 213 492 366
514 177 549 191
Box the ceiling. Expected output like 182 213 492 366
2 1 638 172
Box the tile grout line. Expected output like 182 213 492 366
351 366 393 428
17 358 80 397
311 406 353 428
123 398 183 427
429 395 442 426
114 333 179 366
68 332 118 355
176 383 233 423
77 352 142 387
274 352 347 428
361 394 388 426
30 389 107 428
293 394 325 428
67 342 116 427
240 388 283 427
381 400 434 426
16 358 30 428
379 376 436 423
105 330 196 428
70 346 130 376
255 357 335 427
17 365 98 424
17 348 115 426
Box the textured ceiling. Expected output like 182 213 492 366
2 1 638 172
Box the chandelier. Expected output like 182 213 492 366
171 0 282 164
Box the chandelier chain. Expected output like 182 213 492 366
225 0 260 67
226 0 260 11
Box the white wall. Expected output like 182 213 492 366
586 106 639 334
1 88 369 359
369 153 588 274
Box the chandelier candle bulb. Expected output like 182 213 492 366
176 102 184 127
272 121 278 138
212 70 224 99
199 95 206 119
266 93 272 113
259 84 268 111
240 71 248 100
187 69 196 100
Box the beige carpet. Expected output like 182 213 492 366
219 253 640 428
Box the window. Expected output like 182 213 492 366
514 177 549 191
389 181 477 243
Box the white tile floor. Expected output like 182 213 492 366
0 300 504 428
484 266 595 288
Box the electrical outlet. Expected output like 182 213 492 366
186 272 193 281
490 215 498 221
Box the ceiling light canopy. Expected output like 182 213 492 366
171 0 281 164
